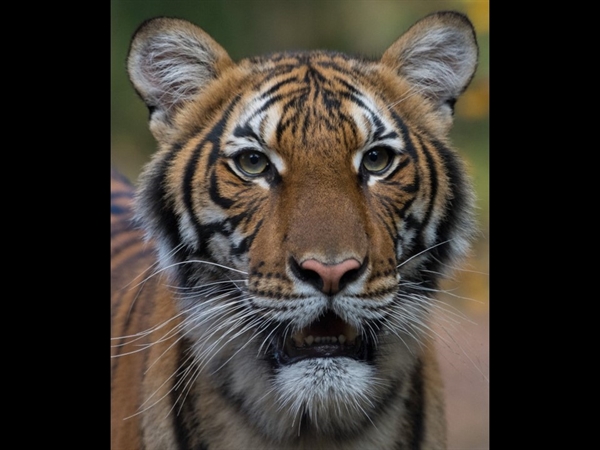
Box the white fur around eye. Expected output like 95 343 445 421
224 96 287 179
349 101 405 178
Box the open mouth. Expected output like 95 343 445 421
273 310 372 365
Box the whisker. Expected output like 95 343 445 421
396 239 454 270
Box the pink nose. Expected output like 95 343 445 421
300 258 362 294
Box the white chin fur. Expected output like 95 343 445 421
274 357 379 435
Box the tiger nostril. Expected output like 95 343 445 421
292 258 364 295
292 261 324 290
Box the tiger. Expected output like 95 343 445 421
111 10 478 450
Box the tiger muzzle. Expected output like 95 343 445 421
290 257 366 295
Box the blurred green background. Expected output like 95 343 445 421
111 1 489 448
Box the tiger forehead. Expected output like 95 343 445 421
225 53 396 158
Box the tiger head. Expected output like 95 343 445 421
127 12 477 440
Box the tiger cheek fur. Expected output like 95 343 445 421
112 11 478 450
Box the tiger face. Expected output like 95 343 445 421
124 11 477 446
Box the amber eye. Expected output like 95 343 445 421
235 151 270 176
361 147 393 173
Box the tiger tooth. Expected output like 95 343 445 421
293 334 304 347
344 326 358 343
291 329 356 348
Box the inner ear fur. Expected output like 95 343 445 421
381 11 478 112
127 17 233 131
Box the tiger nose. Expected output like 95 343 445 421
298 258 363 295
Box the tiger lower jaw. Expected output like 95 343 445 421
188 302 394 438
265 311 381 436
273 357 379 435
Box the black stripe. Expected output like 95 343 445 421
208 165 234 209
110 215 141 239
171 343 195 450
227 202 260 230
110 230 145 258
182 98 242 254
110 245 156 326
231 218 263 256
317 51 356 65
389 113 422 259
111 177 135 216
259 86 309 118
377 130 399 141
412 133 472 281
170 339 209 450
328 85 393 148
331 74 364 98
111 190 134 200
369 113 387 142
275 91 310 144
233 123 261 143
110 247 156 386
392 195 416 221
390 111 419 161
390 119 442 267
260 75 301 99
111 211 139 233
428 136 472 265
374 197 399 246
141 141 185 258
414 133 438 250
405 359 424 450
379 154 410 182
110 203 131 216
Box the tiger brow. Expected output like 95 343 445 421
233 123 264 146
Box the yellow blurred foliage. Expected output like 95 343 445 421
457 78 489 120
463 0 489 33
454 1 489 121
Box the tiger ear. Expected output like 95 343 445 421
381 11 478 117
127 17 233 139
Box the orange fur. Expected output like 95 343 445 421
112 12 478 449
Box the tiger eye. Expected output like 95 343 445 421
235 151 270 176
362 148 392 173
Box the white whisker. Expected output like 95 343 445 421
396 239 454 269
